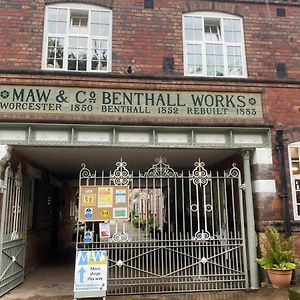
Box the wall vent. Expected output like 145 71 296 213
276 8 286 17
163 57 174 74
276 63 287 78
144 0 154 9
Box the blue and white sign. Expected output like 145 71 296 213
74 250 108 295
84 207 93 219
83 231 93 243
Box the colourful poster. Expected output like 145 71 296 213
99 223 111 238
115 189 127 205
98 187 113 208
113 208 128 219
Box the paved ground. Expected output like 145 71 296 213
1 245 292 300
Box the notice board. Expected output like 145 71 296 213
79 185 129 222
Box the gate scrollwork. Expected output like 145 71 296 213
111 159 132 186
191 159 211 186
79 163 95 179
224 163 241 178
142 157 178 178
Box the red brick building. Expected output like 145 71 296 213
0 0 300 296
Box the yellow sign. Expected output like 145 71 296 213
101 210 109 218
83 195 96 206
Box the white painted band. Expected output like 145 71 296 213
252 179 276 193
252 148 273 165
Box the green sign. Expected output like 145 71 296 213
0 86 263 119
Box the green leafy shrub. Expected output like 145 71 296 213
257 226 298 270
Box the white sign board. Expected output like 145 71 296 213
74 250 108 298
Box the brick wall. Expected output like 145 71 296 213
0 0 300 80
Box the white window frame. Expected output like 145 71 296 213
288 142 300 220
183 11 247 78
42 3 112 73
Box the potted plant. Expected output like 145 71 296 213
257 226 298 288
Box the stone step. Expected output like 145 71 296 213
289 287 300 300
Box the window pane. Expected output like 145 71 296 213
100 24 109 37
185 29 193 40
78 50 87 60
207 66 215 76
216 55 223 65
223 19 232 31
293 162 300 175
194 17 202 30
235 47 241 55
91 11 101 23
56 59 63 68
194 54 201 65
47 47 54 58
100 49 107 60
224 19 242 43
204 19 221 41
184 17 193 29
101 12 110 25
70 10 88 34
224 31 233 43
207 55 214 64
187 65 202 74
216 66 224 76
100 61 107 70
206 44 214 55
48 8 57 21
79 37 87 48
78 60 87 71
184 16 203 41
187 54 194 65
47 21 56 34
235 56 242 66
194 29 202 40
47 37 64 69
194 45 201 53
236 66 243 75
68 60 77 70
291 147 299 159
215 45 223 55
57 21 67 34
91 24 100 36
227 55 234 65
227 46 234 55
233 31 242 42
58 9 67 21
69 37 77 48
297 192 300 205
232 19 241 31
68 49 77 59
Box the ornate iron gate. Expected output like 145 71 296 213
77 158 248 294
0 164 27 296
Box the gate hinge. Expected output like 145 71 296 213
239 183 246 191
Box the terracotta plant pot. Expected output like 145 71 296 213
267 269 293 289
